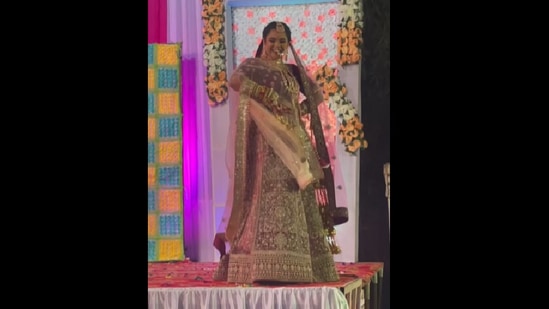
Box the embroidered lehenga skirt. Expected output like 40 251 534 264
213 130 339 283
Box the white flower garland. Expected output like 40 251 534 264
315 64 367 153
202 0 228 106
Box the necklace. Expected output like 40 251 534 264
277 63 299 95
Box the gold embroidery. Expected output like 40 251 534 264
214 58 338 284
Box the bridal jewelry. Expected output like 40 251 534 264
277 61 298 95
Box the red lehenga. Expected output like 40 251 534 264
213 58 339 284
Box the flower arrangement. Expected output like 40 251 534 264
202 2 367 152
337 0 363 66
202 0 228 106
203 1 363 105
315 64 368 154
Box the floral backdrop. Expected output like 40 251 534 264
202 0 366 154
231 3 340 74
230 2 366 153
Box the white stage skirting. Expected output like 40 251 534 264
149 286 351 309
148 261 381 309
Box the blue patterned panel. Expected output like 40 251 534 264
148 45 154 65
157 68 179 89
159 166 181 187
148 240 156 261
159 214 182 236
148 93 155 114
148 142 155 164
159 117 181 138
148 190 156 211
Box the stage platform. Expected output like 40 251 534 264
148 261 383 309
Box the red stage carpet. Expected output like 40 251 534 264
148 261 383 309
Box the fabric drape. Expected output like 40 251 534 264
213 58 339 284
148 0 167 43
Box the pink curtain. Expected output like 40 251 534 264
167 0 212 261
148 0 167 43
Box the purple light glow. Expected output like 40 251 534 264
182 57 199 260
168 0 213 261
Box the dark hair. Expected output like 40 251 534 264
255 21 292 58
253 22 304 92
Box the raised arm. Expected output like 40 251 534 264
228 58 254 92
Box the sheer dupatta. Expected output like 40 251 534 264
213 88 239 257
221 58 325 246
288 44 344 254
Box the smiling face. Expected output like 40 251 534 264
261 28 289 61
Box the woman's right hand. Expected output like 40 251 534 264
229 72 247 91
